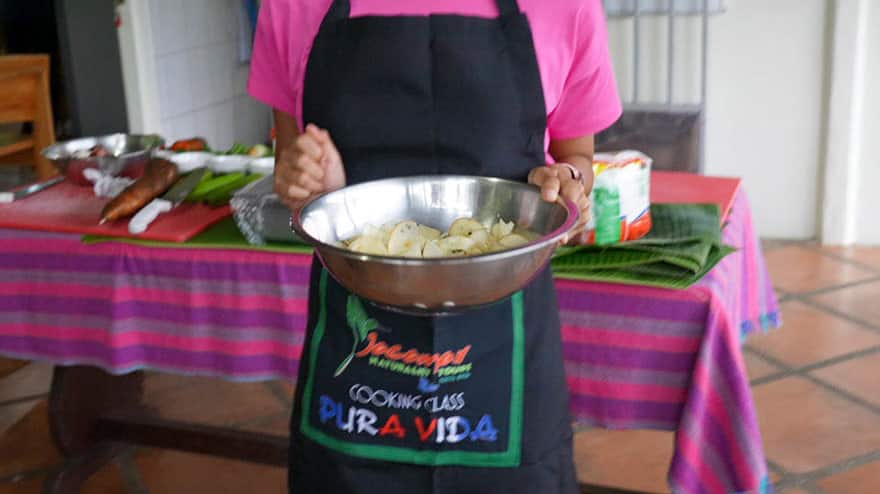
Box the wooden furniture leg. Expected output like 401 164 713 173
43 365 651 493
44 366 144 494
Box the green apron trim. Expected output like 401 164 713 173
300 269 525 467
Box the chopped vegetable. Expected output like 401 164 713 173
187 172 246 202
248 144 272 157
99 158 179 224
203 173 262 206
343 217 537 258
223 143 250 155
89 145 111 157
169 138 208 152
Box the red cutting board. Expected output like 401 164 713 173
651 171 741 222
0 181 231 242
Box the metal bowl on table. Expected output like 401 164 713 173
291 175 579 316
42 133 165 176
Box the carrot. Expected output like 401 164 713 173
99 158 180 224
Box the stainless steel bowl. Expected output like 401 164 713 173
42 133 165 176
292 175 578 316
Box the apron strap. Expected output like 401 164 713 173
324 0 521 20
323 0 351 24
495 0 522 16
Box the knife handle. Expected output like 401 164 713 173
129 198 172 234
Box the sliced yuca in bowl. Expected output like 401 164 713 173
343 217 538 258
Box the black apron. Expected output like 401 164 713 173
290 0 577 492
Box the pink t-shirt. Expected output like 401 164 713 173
248 0 622 158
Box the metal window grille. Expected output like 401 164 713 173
599 0 724 172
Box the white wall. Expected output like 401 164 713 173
147 0 269 148
606 0 829 240
854 1 880 244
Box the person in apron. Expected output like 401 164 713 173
248 1 622 492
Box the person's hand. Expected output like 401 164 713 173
528 163 591 245
274 124 346 211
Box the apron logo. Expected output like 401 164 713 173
319 393 499 444
417 377 440 393
336 295 474 383
334 295 380 377
355 332 472 380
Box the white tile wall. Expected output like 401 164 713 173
235 95 271 145
150 0 270 149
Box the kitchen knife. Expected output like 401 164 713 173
128 167 209 234
0 175 65 204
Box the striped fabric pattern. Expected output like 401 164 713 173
0 191 778 494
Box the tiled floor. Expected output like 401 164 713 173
2 161 880 494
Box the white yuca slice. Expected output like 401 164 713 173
499 233 529 248
401 243 425 258
387 220 424 255
423 239 444 258
491 219 515 239
449 217 490 248
379 221 397 244
467 228 490 248
362 223 383 239
466 244 485 255
418 224 442 241
349 235 388 255
438 235 475 256
485 237 503 253
449 218 483 237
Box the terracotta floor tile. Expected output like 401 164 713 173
134 448 286 494
811 353 880 407
81 460 132 494
142 374 287 428
752 377 880 474
817 460 880 494
0 463 130 494
237 412 290 436
764 246 876 293
745 301 880 367
270 380 295 404
574 429 673 493
0 400 40 437
761 239 791 252
0 401 62 478
0 362 52 403
743 351 783 381
0 360 28 380
777 489 809 494
0 476 43 494
822 246 880 270
812 281 880 328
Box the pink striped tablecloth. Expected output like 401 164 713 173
0 190 779 494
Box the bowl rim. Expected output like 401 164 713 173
41 133 165 160
290 174 579 266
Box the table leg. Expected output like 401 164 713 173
42 365 652 494
44 366 146 494
42 442 127 494
48 366 147 455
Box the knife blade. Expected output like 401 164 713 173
163 166 210 206
128 167 209 234
0 175 65 204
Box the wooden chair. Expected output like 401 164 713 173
0 54 57 180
